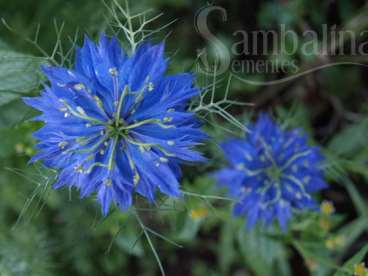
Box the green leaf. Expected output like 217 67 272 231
343 176 368 217
0 100 35 129
238 228 289 276
338 218 368 251
218 223 236 273
328 119 368 158
177 216 202 242
0 49 43 106
292 240 339 271
334 244 368 276
116 231 144 257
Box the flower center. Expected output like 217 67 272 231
265 164 282 182
106 118 129 138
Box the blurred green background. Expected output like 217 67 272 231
0 0 368 275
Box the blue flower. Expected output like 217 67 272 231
24 34 207 215
213 114 327 230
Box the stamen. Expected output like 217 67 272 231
107 137 119 170
303 176 311 184
236 164 263 176
109 67 118 77
93 96 104 109
115 85 129 127
245 153 253 162
74 165 84 174
67 70 76 77
84 162 108 174
148 82 154 91
74 83 86 91
133 172 140 185
105 179 112 186
122 118 175 130
76 106 86 116
60 99 104 124
58 141 68 150
280 150 311 171
159 157 168 163
163 117 173 123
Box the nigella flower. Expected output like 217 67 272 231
24 34 207 215
213 114 327 230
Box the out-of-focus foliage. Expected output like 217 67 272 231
0 0 367 275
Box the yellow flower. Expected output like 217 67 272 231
15 143 25 154
325 235 345 251
321 201 335 216
190 208 209 219
354 262 366 276
334 235 345 247
325 238 335 250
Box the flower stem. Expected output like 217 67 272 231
134 210 166 276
